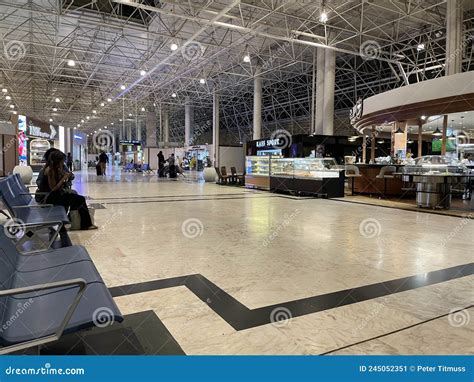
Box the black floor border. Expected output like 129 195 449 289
109 263 473 331
321 305 474 355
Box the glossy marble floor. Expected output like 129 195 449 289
51 168 474 354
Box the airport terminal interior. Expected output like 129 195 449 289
0 0 473 356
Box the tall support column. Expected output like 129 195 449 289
446 0 463 76
213 90 220 167
146 109 157 147
362 135 367 164
441 115 448 155
418 121 423 158
158 103 162 143
370 127 376 163
185 97 194 146
127 121 132 141
163 109 169 144
253 67 262 140
310 50 316 134
323 48 336 136
315 47 325 135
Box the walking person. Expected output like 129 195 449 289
98 151 109 176
40 150 97 231
157 151 165 177
66 152 73 171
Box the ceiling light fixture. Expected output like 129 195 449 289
417 43 425 51
107 98 112 102
9 105 14 109
81 119 85 123
100 102 105 107
5 96 11 100
86 116 90 120
92 110 97 114
171 93 177 98
55 98 60 103
13 111 17 115
1 88 7 93
49 118 53 122
141 107 145 112
120 85 126 90
432 128 442 136
170 43 178 51
53 107 57 112
199 78 206 84
140 70 147 76
243 55 251 63
420 115 427 121
67 59 75 67
319 11 328 23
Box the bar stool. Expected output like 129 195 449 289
345 165 362 195
376 165 396 198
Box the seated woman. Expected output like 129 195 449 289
40 150 97 231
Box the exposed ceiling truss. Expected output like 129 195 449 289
0 0 473 145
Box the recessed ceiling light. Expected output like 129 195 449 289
243 55 250 63
1 88 7 93
81 119 85 123
49 118 53 122
86 116 90 120
199 78 206 84
111 122 114 125
77 124 80 127
120 85 126 90
140 70 146 76
170 43 178 51
9 105 14 109
119 118 122 122
171 93 177 98
104 126 107 129
92 110 97 114
141 107 145 112
100 102 105 107
73 127 77 130
53 107 57 112
5 95 11 100
13 111 17 115
129 113 132 117
67 59 75 67
107 98 112 102
55 98 60 103
417 43 425 51
421 115 427 120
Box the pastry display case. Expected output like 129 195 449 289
269 157 344 197
245 156 272 190
29 138 50 169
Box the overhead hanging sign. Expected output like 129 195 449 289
26 117 58 140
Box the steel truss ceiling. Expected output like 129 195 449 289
0 0 473 145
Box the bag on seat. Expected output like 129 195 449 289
69 208 95 231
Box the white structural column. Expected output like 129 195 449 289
253 66 262 140
127 121 132 141
315 47 325 135
185 97 194 146
146 109 157 147
213 90 220 167
446 0 463 76
323 48 336 136
163 108 169 144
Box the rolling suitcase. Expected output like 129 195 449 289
169 165 177 178
96 163 102 176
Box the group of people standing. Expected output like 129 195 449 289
157 151 179 178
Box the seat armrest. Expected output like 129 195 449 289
12 204 54 209
0 278 87 355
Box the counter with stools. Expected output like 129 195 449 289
352 164 405 197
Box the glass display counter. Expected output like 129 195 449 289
245 156 272 190
269 157 344 197
400 155 471 209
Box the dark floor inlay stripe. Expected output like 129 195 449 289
109 263 473 331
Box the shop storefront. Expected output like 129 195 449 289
17 115 60 171
120 140 142 164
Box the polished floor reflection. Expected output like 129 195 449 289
61 168 473 354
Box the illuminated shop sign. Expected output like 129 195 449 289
120 140 141 145
256 138 282 148
28 122 57 140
